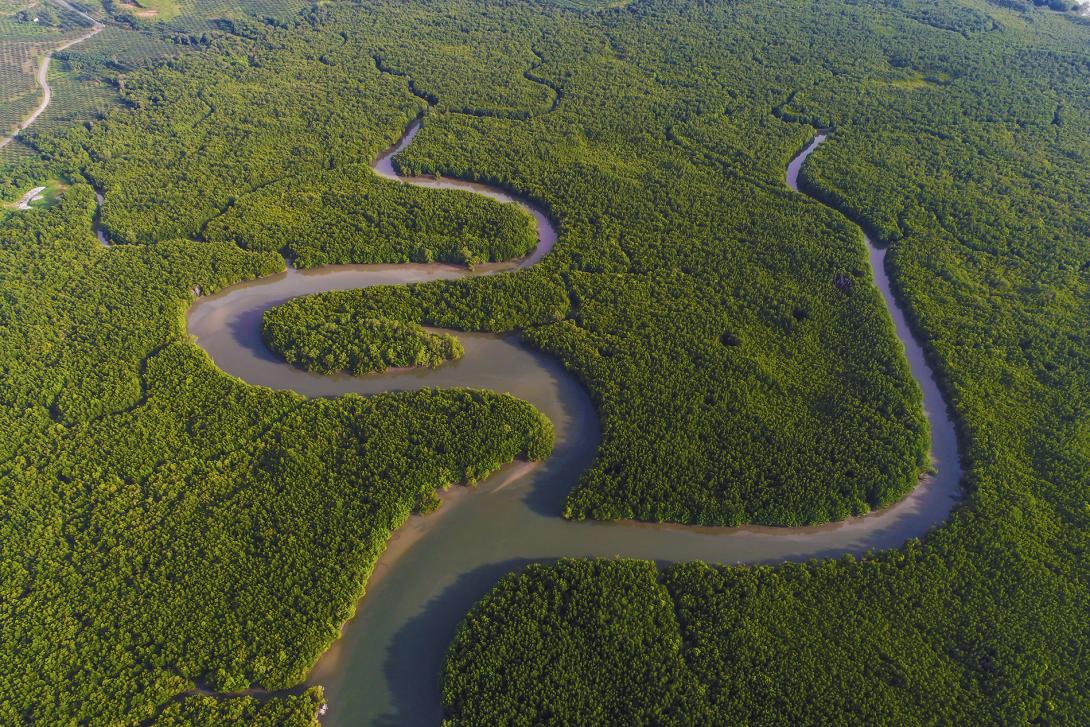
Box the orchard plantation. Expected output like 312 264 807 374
0 0 1088 724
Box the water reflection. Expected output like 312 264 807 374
183 127 962 725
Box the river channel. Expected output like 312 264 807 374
184 122 962 725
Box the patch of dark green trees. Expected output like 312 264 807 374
1 0 1088 722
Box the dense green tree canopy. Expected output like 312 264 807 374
46 0 933 527
0 185 551 722
0 0 1087 722
438 0 1090 724
264 312 466 374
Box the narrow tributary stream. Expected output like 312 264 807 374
183 123 962 724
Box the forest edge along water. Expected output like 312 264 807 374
179 122 963 724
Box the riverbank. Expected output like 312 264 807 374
179 118 962 724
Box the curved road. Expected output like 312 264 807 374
183 122 962 724
0 0 104 151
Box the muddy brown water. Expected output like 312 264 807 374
182 124 962 725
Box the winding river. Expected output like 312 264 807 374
184 122 962 724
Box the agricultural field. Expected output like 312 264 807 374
105 0 313 26
0 1 92 143
0 0 1089 725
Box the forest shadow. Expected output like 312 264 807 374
514 350 601 519
373 558 543 726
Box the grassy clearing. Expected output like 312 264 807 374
27 177 68 207
116 0 182 21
